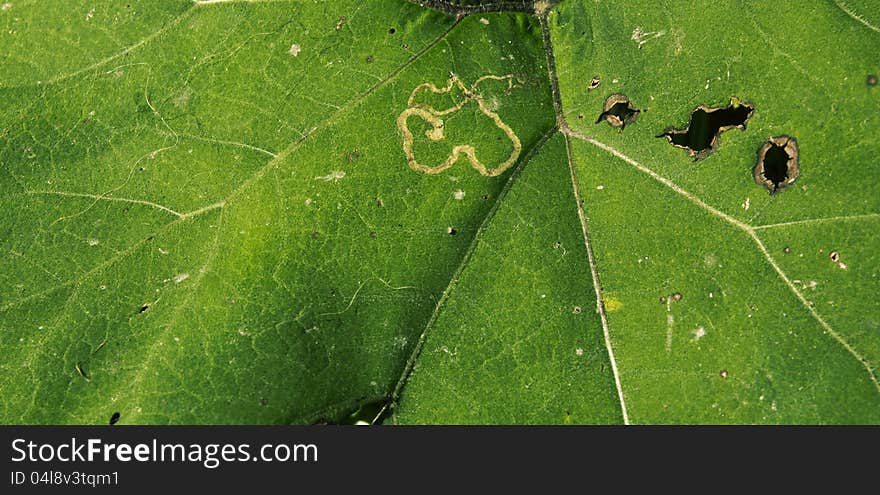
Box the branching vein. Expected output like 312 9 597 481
25 190 183 218
561 128 880 393
832 0 880 33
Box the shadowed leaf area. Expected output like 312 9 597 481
1 0 878 424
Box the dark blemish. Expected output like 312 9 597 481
672 292 682 301
388 27 396 35
346 149 360 163
75 363 90 382
658 98 754 159
659 296 667 304
481 194 490 201
260 398 269 406
366 55 374 64
369 230 378 238
588 76 601 91
783 246 791 254
720 369 729 379
138 304 149 314
753 135 799 193
868 74 878 87
572 306 583 314
553 241 562 249
109 412 121 425
335 16 346 31
146 236 154 241
311 231 320 240
577 114 584 120
829 251 840 262
596 94 640 130
447 227 457 236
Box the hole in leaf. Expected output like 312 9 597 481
753 135 799 193
137 304 149 314
388 27 396 35
658 98 754 159
447 227 457 236
596 94 640 129
109 412 120 425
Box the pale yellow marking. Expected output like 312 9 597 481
397 74 522 177
603 296 623 312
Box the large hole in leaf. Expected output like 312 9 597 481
658 98 754 159
753 135 799 193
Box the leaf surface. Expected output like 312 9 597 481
1 0 878 424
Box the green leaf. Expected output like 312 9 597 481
1 0 877 424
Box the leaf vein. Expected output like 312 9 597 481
563 129 880 394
